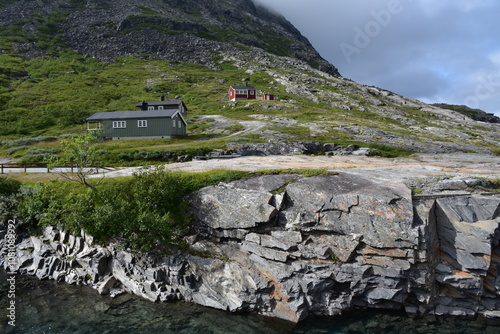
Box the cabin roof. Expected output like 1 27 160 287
86 109 179 121
230 85 256 90
134 100 187 109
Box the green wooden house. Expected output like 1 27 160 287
85 100 187 140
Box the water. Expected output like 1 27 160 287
1 270 500 334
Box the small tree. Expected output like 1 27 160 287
49 131 104 189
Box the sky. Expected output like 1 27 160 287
255 0 500 117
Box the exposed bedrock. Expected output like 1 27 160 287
2 172 500 323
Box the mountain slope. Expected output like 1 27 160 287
0 0 337 74
0 0 499 160
432 104 500 123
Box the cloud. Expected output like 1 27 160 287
417 0 496 15
254 0 500 116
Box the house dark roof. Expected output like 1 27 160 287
230 85 256 90
86 109 180 121
134 100 187 109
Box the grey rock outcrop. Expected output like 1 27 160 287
0 0 338 75
1 173 500 323
228 141 368 156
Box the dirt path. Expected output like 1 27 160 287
223 120 267 138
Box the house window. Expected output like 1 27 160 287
158 106 164 110
113 121 126 128
148 106 155 110
173 119 176 128
138 120 147 128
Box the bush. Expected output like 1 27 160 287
14 168 250 251
7 146 28 155
0 177 23 222
17 181 94 230
0 177 22 196
21 147 60 163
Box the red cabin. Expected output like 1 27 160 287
229 85 257 101
262 94 275 101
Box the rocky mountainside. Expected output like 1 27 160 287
0 0 499 157
0 0 337 74
432 104 500 123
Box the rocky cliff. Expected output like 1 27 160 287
0 0 337 74
2 172 500 323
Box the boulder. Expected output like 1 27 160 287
96 275 116 295
189 185 278 231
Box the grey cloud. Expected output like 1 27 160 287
255 0 500 116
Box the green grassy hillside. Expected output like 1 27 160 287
2 48 500 164
0 49 402 162
1 2 499 164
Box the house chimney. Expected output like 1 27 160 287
141 101 148 111
161 95 165 101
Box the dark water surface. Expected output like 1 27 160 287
1 270 500 334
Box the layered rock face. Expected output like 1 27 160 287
2 173 500 323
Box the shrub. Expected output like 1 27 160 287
118 153 133 161
0 177 24 222
7 146 27 155
17 181 94 231
20 147 60 163
14 168 250 251
0 177 22 196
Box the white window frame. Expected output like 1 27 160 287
148 106 155 110
138 120 147 128
173 118 177 128
158 106 164 110
113 121 126 128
